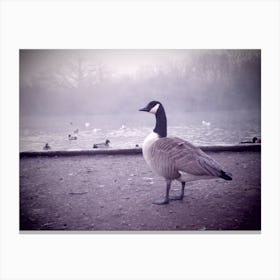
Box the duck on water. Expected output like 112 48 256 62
43 143 51 150
240 137 261 144
139 101 232 205
93 139 110 149
68 134 78 140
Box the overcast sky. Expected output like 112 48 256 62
20 49 195 83
20 49 261 116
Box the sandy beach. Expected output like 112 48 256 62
20 151 261 231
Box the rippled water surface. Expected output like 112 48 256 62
20 110 260 152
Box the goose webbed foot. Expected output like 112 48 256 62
169 194 184 201
153 180 171 205
152 179 171 205
152 198 169 205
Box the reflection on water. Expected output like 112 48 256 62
20 110 260 152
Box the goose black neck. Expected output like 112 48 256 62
154 106 167 137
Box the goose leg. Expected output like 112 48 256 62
153 179 171 205
169 182 185 200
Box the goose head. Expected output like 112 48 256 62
139 100 163 114
140 101 167 138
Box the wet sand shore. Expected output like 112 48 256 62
20 151 261 231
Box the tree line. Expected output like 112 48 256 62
20 50 261 115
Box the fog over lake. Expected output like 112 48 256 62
20 49 260 151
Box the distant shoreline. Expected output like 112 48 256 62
20 144 261 158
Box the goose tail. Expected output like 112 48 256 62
220 170 232 181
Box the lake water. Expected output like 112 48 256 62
20 110 261 152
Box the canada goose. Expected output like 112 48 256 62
240 137 261 144
68 134 77 140
43 143 51 150
139 101 232 205
93 139 110 149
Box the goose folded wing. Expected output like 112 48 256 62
151 137 223 176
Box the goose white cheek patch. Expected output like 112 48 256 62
149 103 160 114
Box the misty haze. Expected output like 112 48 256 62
20 49 260 152
20 49 261 231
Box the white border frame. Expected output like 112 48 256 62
1 1 279 280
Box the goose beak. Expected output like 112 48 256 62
139 106 149 112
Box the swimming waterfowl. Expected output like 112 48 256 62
240 137 261 144
43 143 51 150
68 134 77 140
140 101 232 205
255 137 261 143
93 139 110 149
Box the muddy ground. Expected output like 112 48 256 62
20 151 261 231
